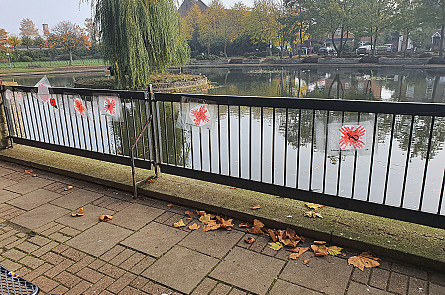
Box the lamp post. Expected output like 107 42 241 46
6 46 11 69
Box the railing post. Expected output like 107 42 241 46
0 86 11 149
148 85 161 178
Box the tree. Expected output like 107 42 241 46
284 0 313 58
19 18 39 38
198 0 226 56
90 0 189 89
33 36 45 47
247 0 279 56
84 18 99 43
392 0 422 56
21 36 33 49
47 21 91 66
418 0 445 57
6 36 21 50
0 29 8 50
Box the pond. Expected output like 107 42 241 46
3 66 445 216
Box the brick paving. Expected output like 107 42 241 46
0 160 443 295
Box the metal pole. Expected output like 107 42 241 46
148 85 160 178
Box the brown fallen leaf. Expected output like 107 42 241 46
266 229 278 242
196 210 206 216
112 192 119 195
245 237 256 244
305 203 325 210
287 247 310 259
313 241 326 245
32 174 37 177
280 238 299 248
253 219 265 228
311 244 328 256
174 219 186 228
186 217 192 220
167 203 174 207
99 215 113 222
71 207 84 217
204 220 221 231
64 185 74 191
230 187 236 189
303 259 310 265
199 214 213 224
250 205 262 210
285 228 299 240
188 223 201 230
24 169 34 175
215 216 234 230
348 252 380 271
184 210 194 216
247 226 264 235
238 222 250 228
147 230 151 235
304 211 323 218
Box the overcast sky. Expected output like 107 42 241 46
1 0 254 35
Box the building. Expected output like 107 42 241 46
179 0 208 17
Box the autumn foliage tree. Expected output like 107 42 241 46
19 18 39 38
47 21 91 66
6 36 21 50
0 29 7 50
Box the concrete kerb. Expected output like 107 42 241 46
0 144 444 273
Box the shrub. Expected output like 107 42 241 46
20 56 33 62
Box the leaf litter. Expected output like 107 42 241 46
348 252 380 271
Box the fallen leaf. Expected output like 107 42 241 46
147 230 151 235
285 228 298 240
71 207 84 217
311 244 328 256
204 220 221 231
184 210 194 216
253 219 265 228
247 226 264 235
348 252 380 271
250 205 262 210
215 216 234 230
304 211 323 218
64 185 73 191
281 238 299 248
305 203 325 210
230 187 236 189
167 204 174 207
112 192 119 195
327 246 343 257
303 259 310 265
313 241 326 245
99 215 113 221
32 174 37 177
174 219 186 228
266 229 278 242
269 242 283 251
238 222 250 228
188 223 201 230
287 247 310 259
196 210 206 216
245 237 256 244
24 169 34 175
186 217 192 220
199 214 213 224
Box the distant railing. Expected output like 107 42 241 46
1 85 445 229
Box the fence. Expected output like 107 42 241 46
1 85 445 229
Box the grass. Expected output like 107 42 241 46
0 59 106 70
0 68 54 74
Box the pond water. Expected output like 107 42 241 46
3 66 445 216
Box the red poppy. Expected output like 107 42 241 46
104 99 116 115
50 98 57 108
74 99 85 115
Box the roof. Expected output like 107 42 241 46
179 0 208 17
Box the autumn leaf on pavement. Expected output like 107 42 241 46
348 252 380 271
285 228 299 240
188 223 200 230
64 185 73 191
253 219 265 228
204 220 221 232
269 242 283 251
245 237 255 244
288 247 310 259
327 246 343 257
313 241 326 245
281 238 299 248
167 204 174 207
305 203 325 210
304 211 323 218
185 210 194 216
311 244 328 256
247 227 264 235
196 210 206 216
24 169 34 175
99 215 113 222
71 207 84 217
174 219 186 228
216 216 234 230
199 214 213 224
303 259 310 265
238 222 250 228
250 205 262 210
266 229 278 242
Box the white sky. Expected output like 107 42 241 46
0 0 254 36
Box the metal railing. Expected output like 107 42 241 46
1 85 445 229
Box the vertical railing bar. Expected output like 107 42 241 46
45 100 57 144
162 101 169 163
208 122 212 173
9 91 21 138
351 112 361 199
383 114 396 205
336 111 345 196
104 99 113 154
366 113 379 202
88 96 99 152
284 108 289 186
199 124 203 171
238 105 241 178
296 109 301 188
145 93 154 162
228 106 231 176
260 106 263 182
155 100 164 164
138 99 148 160
82 96 93 151
55 94 66 146
29 92 43 142
419 116 436 211
147 86 160 176
67 95 79 148
96 98 107 153
170 101 178 166
272 107 276 184
6 91 18 138
78 96 88 149
41 98 53 143
51 97 61 144
1 90 16 142
13 91 29 140
60 94 71 147
217 104 222 174
249 106 252 180
179 101 186 167
72 97 83 149
400 115 415 207
25 92 38 141
322 111 330 193
309 109 316 191
34 93 48 143
190 126 194 169
437 168 445 214
130 98 139 158
122 98 133 156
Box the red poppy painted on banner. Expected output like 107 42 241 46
74 99 85 116
104 99 116 115
189 105 210 127
50 98 57 108
339 125 366 150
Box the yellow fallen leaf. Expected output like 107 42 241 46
303 259 310 265
269 242 283 251
199 214 212 224
64 185 73 191
184 210 194 216
188 223 201 230
288 246 310 260
174 219 186 228
250 205 262 210
196 210 206 216
99 214 113 221
304 211 323 218
348 252 380 271
305 203 325 210
167 203 174 207
71 207 84 217
327 246 343 256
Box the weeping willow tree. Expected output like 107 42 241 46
89 0 189 89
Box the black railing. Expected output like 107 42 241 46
1 85 445 229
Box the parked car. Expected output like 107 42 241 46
356 45 371 55
317 47 336 55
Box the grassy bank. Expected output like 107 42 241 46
0 59 106 71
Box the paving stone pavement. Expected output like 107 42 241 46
0 160 443 295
